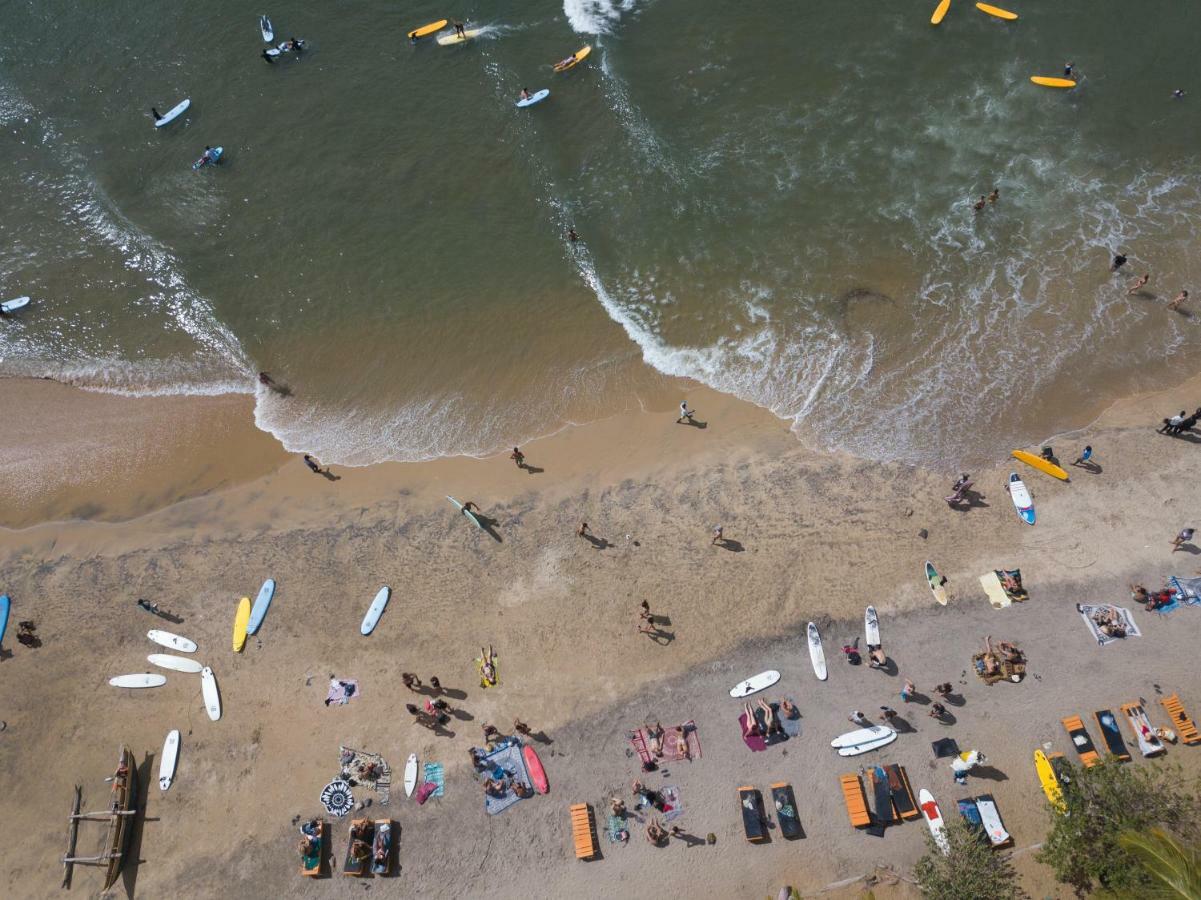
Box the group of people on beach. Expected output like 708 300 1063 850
1112 255 1190 311
1158 408 1201 436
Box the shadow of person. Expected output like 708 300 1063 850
470 513 503 543
270 384 293 397
936 712 958 726
684 419 708 429
440 687 468 701
1073 460 1103 474
908 691 930 705
156 609 184 625
320 469 341 482
530 730 554 745
449 708 475 722
944 692 966 707
970 764 1009 782
889 716 916 734
583 534 611 550
523 465 545 475
717 539 744 552
648 629 675 645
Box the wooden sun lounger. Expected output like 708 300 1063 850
1161 694 1201 745
839 774 871 828
301 819 325 877
569 803 598 860
738 786 767 843
1061 715 1101 766
884 764 919 820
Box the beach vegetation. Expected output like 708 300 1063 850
912 818 1020 900
1117 827 1201 899
1038 760 1201 894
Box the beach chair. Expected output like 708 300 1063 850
300 819 325 877
569 803 598 860
868 767 896 826
342 819 373 877
370 820 393 876
1061 716 1100 767
884 764 919 820
1120 702 1166 757
1094 710 1131 761
770 782 803 840
1160 694 1201 745
839 774 871 829
738 786 767 843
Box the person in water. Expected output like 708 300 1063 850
261 48 274 64
1111 253 1128 272
1127 273 1150 294
1168 289 1189 311
288 37 304 52
987 187 999 204
454 21 466 38
151 107 162 121
567 227 578 242
519 88 531 101
1063 62 1074 78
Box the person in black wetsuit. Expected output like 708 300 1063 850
262 48 275 64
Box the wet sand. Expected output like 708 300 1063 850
2 374 1201 898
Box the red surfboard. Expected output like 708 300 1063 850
523 745 549 794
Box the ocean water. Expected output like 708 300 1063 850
3 0 1201 468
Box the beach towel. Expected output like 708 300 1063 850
1078 605 1141 646
738 713 767 752
475 655 500 689
979 572 1010 609
629 720 702 765
780 699 802 737
423 762 445 797
1170 576 1201 605
319 779 354 816
997 569 1028 602
339 746 391 805
325 678 360 706
415 781 437 805
931 737 960 759
606 814 628 843
661 785 684 823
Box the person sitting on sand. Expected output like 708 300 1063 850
934 682 953 697
1130 584 1150 604
611 797 626 816
867 644 887 668
996 639 1023 663
298 834 318 856
842 640 862 665
484 778 507 798
849 710 871 727
646 818 667 845
930 702 947 720
741 703 764 738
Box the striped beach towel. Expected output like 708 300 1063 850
423 762 445 797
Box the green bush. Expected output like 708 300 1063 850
913 817 1020 900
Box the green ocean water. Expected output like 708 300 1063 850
2 0 1200 466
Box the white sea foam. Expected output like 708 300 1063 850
563 0 638 35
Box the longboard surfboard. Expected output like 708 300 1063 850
408 19 447 39
516 89 550 108
926 561 949 606
976 2 1017 20
837 730 897 757
523 745 549 794
1008 474 1035 525
436 29 483 45
260 15 273 42
1034 749 1065 810
919 789 949 854
931 0 951 25
247 579 275 635
1011 449 1069 480
232 597 251 651
553 45 591 72
148 653 203 674
1 297 30 314
1031 76 1077 89
110 673 167 688
730 670 780 698
864 606 880 646
447 495 485 531
148 629 197 653
361 586 391 635
160 730 180 790
0 594 8 647
154 99 190 128
201 667 221 720
807 622 827 680
831 725 895 749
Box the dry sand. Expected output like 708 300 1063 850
2 374 1201 899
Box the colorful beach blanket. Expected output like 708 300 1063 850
325 678 360 706
1078 605 1141 646
339 746 391 805
606 814 629 843
661 785 684 823
1170 576 1201 605
628 720 702 765
423 762 445 797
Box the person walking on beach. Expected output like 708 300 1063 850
577 521 590 538
901 679 916 702
136 598 160 615
712 524 724 546
1171 527 1196 552
1168 290 1189 311
1071 446 1093 467
1111 253 1128 272
1127 273 1150 294
934 682 953 697
677 401 695 424
509 447 526 469
639 600 654 627
402 673 421 691
513 718 531 736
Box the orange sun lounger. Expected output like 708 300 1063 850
569 803 598 860
1061 715 1101 767
1161 694 1201 745
839 773 871 828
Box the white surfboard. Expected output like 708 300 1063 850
160 730 180 790
404 753 418 798
201 667 221 721
247 578 275 635
148 653 203 674
1008 473 1035 525
516 89 550 108
148 630 197 653
729 670 781 698
436 28 483 45
807 622 827 681
154 99 190 128
919 789 950 854
830 725 895 749
260 15 273 42
361 586 391 635
974 794 1010 846
1 296 30 313
110 673 167 688
837 730 897 756
865 606 880 646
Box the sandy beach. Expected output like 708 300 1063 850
3 373 1201 899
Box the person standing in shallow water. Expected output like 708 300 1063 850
510 447 525 469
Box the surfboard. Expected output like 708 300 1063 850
154 99 190 128
926 561 949 606
919 789 950 854
1030 76 1077 89
831 725 895 749
148 654 203 674
148 629 197 653
931 0 951 25
408 19 448 39
1034 749 1065 810
516 89 550 108
404 753 418 797
807 622 827 680
523 745 549 794
436 29 483 45
976 2 1017 20
247 579 275 635
1012 449 1069 480
160 730 180 790
260 15 273 42
361 586 391 635
232 597 251 651
109 673 167 689
201 667 221 720
729 670 780 698
974 793 1011 846
0 594 8 647
1 297 30 314
1008 474 1035 525
837 730 897 757
553 45 592 73
447 496 485 531
864 606 880 646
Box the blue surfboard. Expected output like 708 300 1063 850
515 89 550 108
0 594 9 647
247 579 275 635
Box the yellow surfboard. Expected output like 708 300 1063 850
436 29 482 46
232 597 251 652
408 19 448 40
1034 749 1066 812
931 0 951 25
976 2 1017 19
1031 76 1077 89
1011 449 1070 481
553 45 592 73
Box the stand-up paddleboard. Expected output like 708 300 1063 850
523 745 549 794
1011 449 1069 480
1034 749 1065 810
260 15 273 42
729 670 780 698
864 606 880 646
931 0 951 25
1 297 30 314
447 496 485 531
192 147 223 170
160 730 180 790
109 673 167 689
404 753 418 797
1030 76 1077 89
976 2 1017 20
148 629 197 653
515 89 550 108
837 729 897 757
0 594 9 647
154 99 190 128
553 45 591 73
247 579 275 635
361 586 391 635
831 725 895 749
148 654 203 674
974 794 1011 846
1008 474 1035 525
926 561 949 606
232 597 251 651
436 29 483 45
807 622 827 681
919 789 950 854
201 666 221 720
408 19 448 40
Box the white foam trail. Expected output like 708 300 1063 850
563 0 638 35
